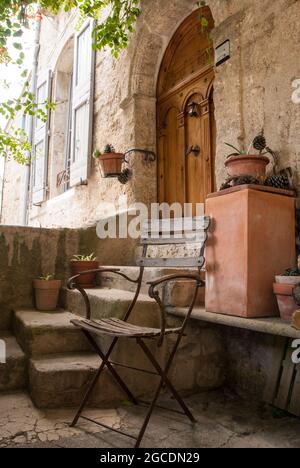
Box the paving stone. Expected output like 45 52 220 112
1 390 300 448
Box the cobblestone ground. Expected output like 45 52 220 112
1 390 300 448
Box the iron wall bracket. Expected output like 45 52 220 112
124 148 156 163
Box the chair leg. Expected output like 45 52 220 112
135 378 164 448
84 331 138 405
71 360 107 427
137 338 196 422
71 334 137 428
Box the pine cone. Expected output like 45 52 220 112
233 175 259 186
253 134 266 152
220 175 259 191
118 168 132 185
265 175 290 189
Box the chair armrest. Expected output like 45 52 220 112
147 274 204 347
67 268 143 320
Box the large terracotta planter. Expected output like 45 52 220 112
205 185 296 318
33 280 62 312
70 260 99 288
225 154 270 177
98 152 124 178
273 283 299 322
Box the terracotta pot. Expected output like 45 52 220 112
273 282 299 322
225 154 270 177
70 260 99 288
33 280 62 312
98 152 124 178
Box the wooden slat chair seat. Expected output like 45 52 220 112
71 318 182 338
68 216 210 448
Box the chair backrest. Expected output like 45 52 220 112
137 216 210 268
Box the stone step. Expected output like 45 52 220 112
99 266 205 307
29 352 130 409
0 332 27 391
13 310 92 357
63 287 160 322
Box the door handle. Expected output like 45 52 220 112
186 145 201 157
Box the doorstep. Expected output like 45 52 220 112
167 306 300 339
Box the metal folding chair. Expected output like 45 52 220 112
68 216 210 448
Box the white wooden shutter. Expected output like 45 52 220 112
69 21 95 187
32 70 52 205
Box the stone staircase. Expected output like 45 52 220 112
0 266 205 409
0 331 27 392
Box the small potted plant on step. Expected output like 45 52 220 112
94 144 124 178
70 253 99 289
224 133 274 178
33 274 62 312
273 257 300 322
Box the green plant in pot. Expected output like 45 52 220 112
70 253 99 289
33 274 62 312
273 257 300 322
224 134 274 178
94 144 124 178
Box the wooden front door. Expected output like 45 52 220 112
157 8 215 213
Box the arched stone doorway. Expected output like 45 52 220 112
156 7 215 213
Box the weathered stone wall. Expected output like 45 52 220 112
223 327 278 400
0 226 79 328
1 0 300 226
211 0 300 193
0 225 136 328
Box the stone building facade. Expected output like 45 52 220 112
1 0 300 230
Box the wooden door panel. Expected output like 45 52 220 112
157 8 215 210
185 93 206 210
158 78 214 209
201 98 214 201
158 106 185 206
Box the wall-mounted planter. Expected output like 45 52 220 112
33 280 62 312
225 154 269 178
98 152 124 178
70 260 99 289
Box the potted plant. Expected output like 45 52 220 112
224 134 273 178
33 274 62 312
70 253 99 289
94 144 124 178
273 258 300 322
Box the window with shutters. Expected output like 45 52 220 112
69 21 95 187
31 70 52 206
46 21 95 199
49 36 74 197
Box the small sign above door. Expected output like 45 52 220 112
215 40 230 67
